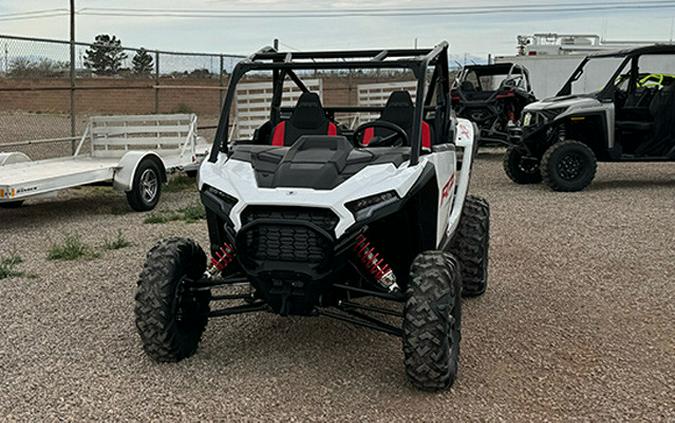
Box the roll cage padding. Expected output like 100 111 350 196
361 91 432 149
271 92 337 146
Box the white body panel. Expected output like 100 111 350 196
199 117 476 246
0 114 210 203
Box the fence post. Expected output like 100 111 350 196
219 55 225 110
69 0 76 153
154 50 160 114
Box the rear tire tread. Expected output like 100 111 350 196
449 195 490 297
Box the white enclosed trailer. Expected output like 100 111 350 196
0 114 210 211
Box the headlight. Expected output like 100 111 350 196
346 191 399 221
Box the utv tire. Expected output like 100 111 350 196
503 146 542 184
0 201 24 209
127 159 163 212
450 195 490 297
541 140 597 192
135 237 210 362
403 251 462 391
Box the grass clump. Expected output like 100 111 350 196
165 174 197 193
103 230 132 250
0 253 24 279
143 203 206 224
144 211 180 224
180 204 206 223
47 234 99 261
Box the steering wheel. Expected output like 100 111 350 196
354 120 409 148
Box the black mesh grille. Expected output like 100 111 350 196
240 207 338 264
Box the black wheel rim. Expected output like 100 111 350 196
557 152 585 180
518 156 539 174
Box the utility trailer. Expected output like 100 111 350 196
0 114 210 211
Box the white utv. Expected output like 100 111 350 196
134 42 490 391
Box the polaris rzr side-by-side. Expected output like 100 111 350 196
452 63 536 146
504 45 675 191
134 42 490 391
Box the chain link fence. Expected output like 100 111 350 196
0 34 242 159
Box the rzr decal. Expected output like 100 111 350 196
440 174 455 205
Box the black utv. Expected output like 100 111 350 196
452 63 536 146
505 45 675 191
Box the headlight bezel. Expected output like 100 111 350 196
346 190 400 221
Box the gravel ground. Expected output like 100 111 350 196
0 151 673 422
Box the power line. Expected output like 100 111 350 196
79 1 675 15
0 13 69 22
0 8 68 17
76 1 675 19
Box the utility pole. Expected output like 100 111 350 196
70 0 76 152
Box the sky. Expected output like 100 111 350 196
2 0 675 60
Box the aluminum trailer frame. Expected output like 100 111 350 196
0 114 210 210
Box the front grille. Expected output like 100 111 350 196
239 206 338 264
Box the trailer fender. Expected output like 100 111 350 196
113 152 167 192
0 152 31 167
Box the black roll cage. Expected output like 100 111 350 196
558 44 675 99
456 62 532 92
208 41 452 166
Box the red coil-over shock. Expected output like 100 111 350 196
207 242 236 276
354 234 400 293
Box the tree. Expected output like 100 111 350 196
8 57 68 78
132 48 154 74
83 34 128 75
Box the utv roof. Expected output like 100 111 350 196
462 63 527 75
589 44 675 58
239 41 449 71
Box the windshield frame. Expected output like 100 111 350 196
557 55 631 98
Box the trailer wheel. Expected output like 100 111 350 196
127 159 163 211
0 201 24 209
449 195 490 297
503 146 542 184
135 237 210 362
403 251 462 391
541 140 597 192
